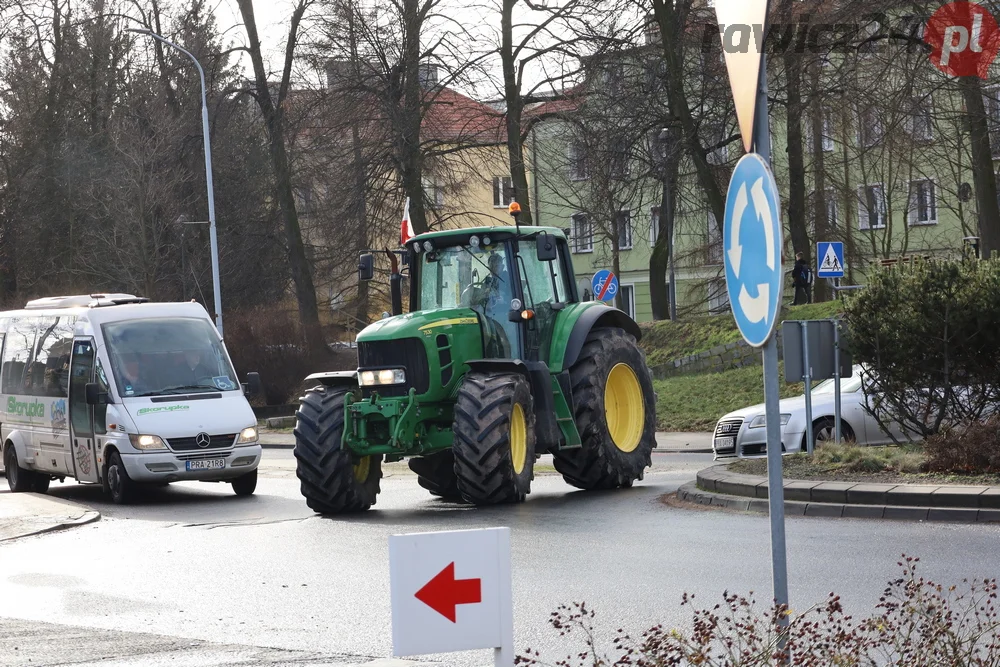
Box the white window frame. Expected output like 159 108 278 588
423 176 444 209
568 140 589 181
571 213 593 254
617 283 636 320
858 183 887 230
909 94 934 142
805 107 835 152
649 207 660 247
908 178 938 226
856 106 884 148
808 189 838 235
492 176 514 208
617 210 633 250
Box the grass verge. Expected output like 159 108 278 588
728 441 1000 486
653 363 806 431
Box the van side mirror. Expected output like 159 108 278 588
85 383 108 405
536 233 557 262
358 253 374 281
244 372 262 397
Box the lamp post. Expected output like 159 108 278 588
128 28 223 334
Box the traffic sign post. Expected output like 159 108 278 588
817 242 845 279
390 527 514 667
591 270 619 303
716 0 789 654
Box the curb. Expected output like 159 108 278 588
0 506 101 542
676 481 1000 523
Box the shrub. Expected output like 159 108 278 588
924 417 1000 474
223 306 356 405
518 556 1000 667
844 259 1000 440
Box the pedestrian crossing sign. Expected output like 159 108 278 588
817 242 845 278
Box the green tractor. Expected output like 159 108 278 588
293 223 656 513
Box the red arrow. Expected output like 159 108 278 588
414 562 481 622
597 272 616 301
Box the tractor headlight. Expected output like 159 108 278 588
423 241 434 252
129 434 167 450
469 235 480 248
358 369 406 386
748 414 791 429
412 242 421 253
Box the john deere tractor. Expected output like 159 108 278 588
293 223 656 513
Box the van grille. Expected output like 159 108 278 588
176 451 233 461
167 434 236 451
358 338 429 397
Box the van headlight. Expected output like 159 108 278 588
748 414 791 429
129 434 167 450
237 427 258 445
358 369 406 386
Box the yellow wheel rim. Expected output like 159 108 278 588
353 456 371 482
510 403 527 474
604 363 645 453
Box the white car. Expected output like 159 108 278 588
712 365 909 459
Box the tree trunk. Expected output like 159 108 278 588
960 76 1000 259
398 0 428 234
651 0 725 231
650 130 680 320
500 0 533 225
782 2 810 280
237 0 325 353
810 63 828 302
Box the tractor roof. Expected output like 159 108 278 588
410 225 567 246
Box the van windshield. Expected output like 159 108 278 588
102 318 239 397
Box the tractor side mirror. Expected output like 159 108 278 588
536 233 557 262
244 372 262 397
85 382 108 405
358 253 374 281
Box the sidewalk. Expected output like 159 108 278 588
260 431 714 453
0 491 100 542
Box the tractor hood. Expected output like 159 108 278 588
357 307 481 342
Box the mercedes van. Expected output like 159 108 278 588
0 294 262 504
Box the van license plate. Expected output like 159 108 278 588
186 459 226 470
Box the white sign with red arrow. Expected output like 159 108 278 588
390 527 513 665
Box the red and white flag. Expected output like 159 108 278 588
400 197 415 246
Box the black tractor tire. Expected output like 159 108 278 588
293 386 382 514
231 469 258 496
452 372 535 505
4 444 36 493
106 451 136 505
409 450 462 500
553 327 656 490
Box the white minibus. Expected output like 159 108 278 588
0 293 262 503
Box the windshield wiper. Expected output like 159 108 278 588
135 384 218 397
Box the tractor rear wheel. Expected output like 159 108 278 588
409 450 462 500
553 328 655 490
294 387 382 514
452 372 535 505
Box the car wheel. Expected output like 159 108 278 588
809 417 855 452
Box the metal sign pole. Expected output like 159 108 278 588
833 319 842 446
752 27 790 651
801 321 813 454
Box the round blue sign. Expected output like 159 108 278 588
723 153 784 348
591 270 618 302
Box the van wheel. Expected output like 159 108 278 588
31 475 50 494
105 452 135 505
231 469 257 496
4 445 36 493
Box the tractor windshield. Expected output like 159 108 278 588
419 243 517 358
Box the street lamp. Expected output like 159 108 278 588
127 28 223 335
657 127 677 321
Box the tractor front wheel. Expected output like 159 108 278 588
452 372 535 505
553 328 655 490
294 387 382 514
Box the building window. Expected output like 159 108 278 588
493 176 514 208
858 107 884 147
708 278 729 315
909 94 934 141
568 140 589 180
705 123 727 165
707 212 722 264
571 213 593 253
617 211 632 250
650 207 660 246
618 284 635 319
295 185 314 214
423 177 444 208
805 107 834 152
908 179 937 225
610 136 630 179
858 184 887 230
808 190 838 235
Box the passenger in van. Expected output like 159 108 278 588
170 349 214 387
119 354 153 396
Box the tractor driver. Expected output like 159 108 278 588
477 251 514 357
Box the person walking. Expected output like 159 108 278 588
792 252 811 305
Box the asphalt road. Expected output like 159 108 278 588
2 450 1000 666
